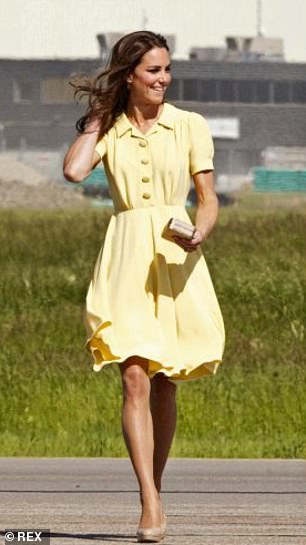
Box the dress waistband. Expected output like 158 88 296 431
114 204 186 216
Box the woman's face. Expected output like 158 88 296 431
127 47 172 105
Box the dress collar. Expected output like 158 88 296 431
115 102 174 138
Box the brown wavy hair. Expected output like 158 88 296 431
70 31 169 138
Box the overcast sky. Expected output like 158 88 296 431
1 0 305 62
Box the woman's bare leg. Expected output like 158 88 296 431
119 356 162 529
150 373 177 494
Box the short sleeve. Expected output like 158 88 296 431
188 112 214 175
94 133 107 161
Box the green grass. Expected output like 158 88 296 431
0 202 305 457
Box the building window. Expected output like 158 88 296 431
219 80 237 102
237 81 255 103
166 78 181 100
273 81 290 103
199 80 218 102
292 81 306 103
40 77 75 104
13 78 35 102
255 81 270 103
183 79 199 101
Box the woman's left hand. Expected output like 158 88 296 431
173 228 205 252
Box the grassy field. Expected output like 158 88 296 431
0 194 305 457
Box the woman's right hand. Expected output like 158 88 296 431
63 117 102 183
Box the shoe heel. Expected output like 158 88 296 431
136 526 164 543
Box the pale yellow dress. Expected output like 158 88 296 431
85 101 225 384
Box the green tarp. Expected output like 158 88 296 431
82 168 108 186
254 168 306 192
71 166 306 193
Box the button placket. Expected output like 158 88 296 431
137 137 153 202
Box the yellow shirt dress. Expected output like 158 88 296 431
85 101 225 384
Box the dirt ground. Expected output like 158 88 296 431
0 157 88 209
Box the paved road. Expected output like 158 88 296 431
0 458 305 545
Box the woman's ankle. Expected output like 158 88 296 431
154 478 162 494
139 488 160 506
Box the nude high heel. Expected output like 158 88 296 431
136 512 167 542
136 525 165 542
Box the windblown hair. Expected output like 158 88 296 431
70 31 169 138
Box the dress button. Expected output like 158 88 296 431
142 192 151 199
141 159 149 165
142 176 150 183
139 140 147 147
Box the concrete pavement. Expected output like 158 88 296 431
0 458 305 545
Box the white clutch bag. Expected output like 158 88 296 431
166 217 196 240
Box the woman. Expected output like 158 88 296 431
63 30 225 543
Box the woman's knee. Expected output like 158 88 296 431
120 356 150 401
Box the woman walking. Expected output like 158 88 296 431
63 30 225 543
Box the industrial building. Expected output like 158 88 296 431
1 32 305 189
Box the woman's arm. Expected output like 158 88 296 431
173 170 219 252
63 118 102 183
193 170 219 239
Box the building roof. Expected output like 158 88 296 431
1 57 306 82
